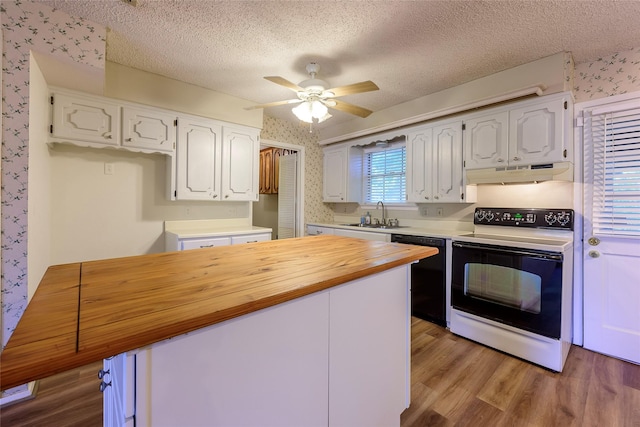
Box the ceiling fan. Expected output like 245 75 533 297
245 62 379 123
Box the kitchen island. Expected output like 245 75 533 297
1 235 436 426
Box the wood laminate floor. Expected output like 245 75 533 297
1 317 639 426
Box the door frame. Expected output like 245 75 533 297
574 90 640 347
256 139 305 238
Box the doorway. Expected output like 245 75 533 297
579 91 640 364
252 139 305 239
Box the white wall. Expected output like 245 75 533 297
27 54 52 301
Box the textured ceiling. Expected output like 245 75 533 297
34 0 640 129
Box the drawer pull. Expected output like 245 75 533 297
199 244 216 248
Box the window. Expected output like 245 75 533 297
585 102 640 237
364 144 406 203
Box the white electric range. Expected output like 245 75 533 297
450 207 574 372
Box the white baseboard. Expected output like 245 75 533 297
0 381 38 407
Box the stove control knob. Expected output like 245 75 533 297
545 213 557 225
475 210 486 222
557 212 571 226
486 212 494 221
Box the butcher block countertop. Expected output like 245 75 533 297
0 235 436 390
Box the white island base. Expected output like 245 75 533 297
105 265 411 427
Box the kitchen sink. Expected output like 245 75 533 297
340 223 409 229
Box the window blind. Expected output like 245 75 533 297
364 145 406 203
586 104 640 237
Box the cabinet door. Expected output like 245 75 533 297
509 99 565 166
406 126 433 202
272 148 282 193
323 148 347 202
432 121 463 202
176 117 222 200
464 111 509 169
259 149 272 194
122 106 176 154
51 92 120 146
329 266 410 426
134 292 330 427
222 127 259 201
180 237 231 250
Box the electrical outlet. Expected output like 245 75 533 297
436 208 444 217
104 163 114 175
421 206 429 216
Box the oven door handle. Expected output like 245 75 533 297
452 241 563 261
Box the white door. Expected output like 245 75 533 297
582 93 640 364
278 153 297 239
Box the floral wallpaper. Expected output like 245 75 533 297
0 0 105 355
574 46 640 102
261 115 334 225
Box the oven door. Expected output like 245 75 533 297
452 241 563 339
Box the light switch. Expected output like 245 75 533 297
104 163 115 175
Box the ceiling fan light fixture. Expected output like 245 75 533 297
292 100 331 123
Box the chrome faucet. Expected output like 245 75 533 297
376 201 386 226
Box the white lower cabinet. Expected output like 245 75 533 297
306 225 335 236
166 230 271 251
179 236 232 250
333 227 391 242
105 266 410 427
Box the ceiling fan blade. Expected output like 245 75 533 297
329 99 374 118
264 76 304 92
244 99 302 110
325 80 379 97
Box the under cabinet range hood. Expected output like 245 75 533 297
466 162 573 185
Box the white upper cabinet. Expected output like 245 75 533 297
221 126 259 202
322 145 362 203
50 88 177 155
464 93 571 170
463 111 509 169
174 117 260 202
175 116 223 201
509 97 566 166
122 106 176 154
407 119 471 203
51 91 120 147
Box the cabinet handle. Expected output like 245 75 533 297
225 195 229 199
98 369 110 379
199 244 215 248
434 195 439 200
497 158 505 163
425 196 429 200
99 380 112 393
104 134 112 139
125 137 132 142
512 156 521 161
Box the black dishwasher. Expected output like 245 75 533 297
391 234 446 326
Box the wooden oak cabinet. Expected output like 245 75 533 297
260 147 293 194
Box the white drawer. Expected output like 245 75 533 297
231 233 271 245
180 237 232 250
